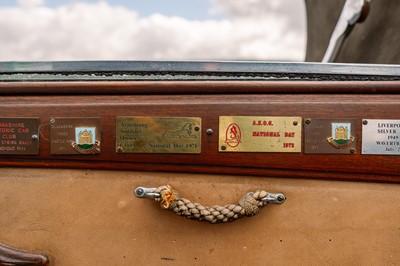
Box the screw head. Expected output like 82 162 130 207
293 121 298 126
116 147 123 153
31 134 38 141
194 125 200 131
135 188 144 197
350 148 356 154
221 146 227 151
363 120 368 125
206 129 213 135
277 195 285 202
50 119 55 124
305 119 311 125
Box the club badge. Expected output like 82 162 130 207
327 123 354 149
71 127 100 154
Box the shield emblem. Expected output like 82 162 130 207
327 123 354 149
71 127 100 154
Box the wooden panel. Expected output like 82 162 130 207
0 168 398 265
0 81 400 95
0 94 399 182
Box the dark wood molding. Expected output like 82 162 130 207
0 243 48 265
0 160 398 184
0 81 399 95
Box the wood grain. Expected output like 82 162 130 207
0 93 399 183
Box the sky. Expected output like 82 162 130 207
0 0 306 61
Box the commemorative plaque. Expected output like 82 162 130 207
0 118 39 155
218 116 301 152
362 119 400 155
50 118 101 155
304 118 356 154
116 117 201 153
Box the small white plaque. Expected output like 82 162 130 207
362 119 400 155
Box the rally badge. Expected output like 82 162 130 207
71 127 100 154
327 123 354 149
225 123 241 148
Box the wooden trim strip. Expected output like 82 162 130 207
0 160 398 184
0 81 399 95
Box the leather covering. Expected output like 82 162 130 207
0 168 398 265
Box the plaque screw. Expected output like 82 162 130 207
221 146 227 151
206 129 213 135
305 119 311 125
194 125 200 132
362 120 368 125
50 119 55 124
350 148 356 154
117 147 123 153
31 134 38 141
293 121 298 126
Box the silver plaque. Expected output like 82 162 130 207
362 119 400 155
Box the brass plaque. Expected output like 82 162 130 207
304 118 356 154
116 117 201 153
219 116 301 152
362 119 400 155
50 118 101 155
0 118 39 155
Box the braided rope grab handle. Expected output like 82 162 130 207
135 185 286 224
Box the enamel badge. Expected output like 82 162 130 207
327 123 354 149
71 127 100 154
304 118 356 154
50 118 101 155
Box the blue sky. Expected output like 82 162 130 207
1 0 220 20
0 0 306 61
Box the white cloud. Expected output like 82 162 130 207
17 0 45 8
210 0 306 33
0 1 306 61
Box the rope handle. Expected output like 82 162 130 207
135 185 285 224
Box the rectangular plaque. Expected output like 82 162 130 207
362 119 400 155
116 117 201 153
50 118 101 155
0 118 39 155
218 116 301 152
304 118 356 154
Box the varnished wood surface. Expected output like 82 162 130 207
0 81 400 95
0 94 399 183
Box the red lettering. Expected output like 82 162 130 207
18 128 29 133
252 120 274 126
0 128 15 133
284 132 295 138
283 143 295 148
18 140 32 145
252 131 280 137
2 134 16 139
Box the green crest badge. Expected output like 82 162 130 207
71 127 100 154
327 123 354 149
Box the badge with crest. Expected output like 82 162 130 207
327 123 354 149
71 127 100 154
